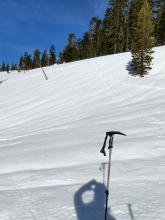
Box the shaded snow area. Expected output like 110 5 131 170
0 46 165 220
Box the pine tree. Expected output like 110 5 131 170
33 49 41 68
19 56 25 71
28 53 33 69
6 63 10 73
123 1 130 51
41 50 49 67
80 32 93 59
11 63 18 71
155 2 165 45
49 45 56 65
1 62 6 71
130 0 154 77
102 8 112 55
128 0 143 49
104 0 129 54
23 52 28 70
23 52 33 70
57 52 64 64
62 33 79 62
89 17 102 57
76 38 83 60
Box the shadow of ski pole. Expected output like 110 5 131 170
128 203 135 220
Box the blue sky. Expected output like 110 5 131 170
0 0 108 63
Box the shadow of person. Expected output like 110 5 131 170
74 179 116 220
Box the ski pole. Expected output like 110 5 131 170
100 131 126 220
40 64 48 80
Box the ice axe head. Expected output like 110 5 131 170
100 131 126 156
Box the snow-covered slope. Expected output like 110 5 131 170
0 46 165 220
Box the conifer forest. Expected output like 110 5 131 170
0 0 165 76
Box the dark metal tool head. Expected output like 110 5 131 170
106 131 126 137
100 131 126 156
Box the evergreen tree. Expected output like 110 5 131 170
104 0 129 54
13 63 18 71
28 53 33 69
23 52 28 70
1 62 6 71
130 0 154 77
41 50 49 67
89 17 102 57
57 52 64 64
49 45 56 65
19 56 25 71
62 33 79 62
102 8 114 55
155 2 165 45
23 52 33 70
129 0 143 49
123 0 130 51
79 32 93 59
33 49 41 68
6 63 10 73
76 38 83 60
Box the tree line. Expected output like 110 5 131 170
0 45 56 72
0 0 164 76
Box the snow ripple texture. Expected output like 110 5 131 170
0 46 165 220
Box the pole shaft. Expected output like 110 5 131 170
104 192 109 220
105 147 112 220
107 148 112 191
40 64 48 80
41 67 48 80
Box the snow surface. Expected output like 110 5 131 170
0 46 165 220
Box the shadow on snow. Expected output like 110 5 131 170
74 179 116 220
